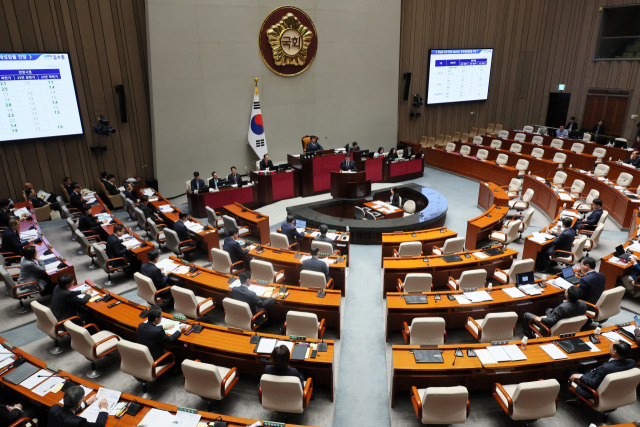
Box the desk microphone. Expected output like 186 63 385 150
452 347 462 366
324 136 331 148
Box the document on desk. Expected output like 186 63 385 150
475 349 498 366
228 279 241 288
19 369 51 389
540 344 568 360
158 204 173 213
462 290 493 303
502 286 526 299
13 207 30 218
608 256 630 267
248 284 268 297
519 284 543 296
19 230 39 241
529 232 552 244
627 242 640 253
275 340 294 352
136 408 170 426
185 221 204 233
309 231 320 237
326 232 339 240
174 410 201 427
33 376 65 396
602 331 632 345
121 238 141 249
583 340 601 353
549 278 572 290
80 387 121 423
503 345 527 361
486 346 511 362
155 259 181 273
472 251 489 259
160 318 183 335
453 294 472 305
256 338 277 354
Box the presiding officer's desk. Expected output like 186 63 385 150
288 149 345 196
381 227 457 263
521 175 576 220
83 282 336 400
0 338 314 427
424 147 519 186
386 158 424 182
167 256 342 335
385 275 566 339
221 202 270 245
391 324 638 406
382 244 517 294
187 185 256 218
250 168 300 204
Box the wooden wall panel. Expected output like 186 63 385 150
399 0 640 143
0 0 152 201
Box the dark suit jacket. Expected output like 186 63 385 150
137 320 181 360
389 193 400 207
106 234 128 259
63 183 75 196
123 189 138 203
580 358 636 390
542 300 587 327
0 405 22 425
50 285 90 321
259 159 274 170
230 284 269 315
48 404 107 427
173 220 190 242
339 160 357 172
78 213 101 234
280 222 304 244
388 152 398 160
624 157 640 168
29 196 47 208
403 147 415 159
1 227 26 255
590 124 605 134
227 173 242 185
104 181 120 195
140 262 169 288
139 203 159 222
301 256 329 280
584 208 603 226
314 234 334 244
566 121 579 132
265 364 305 385
223 237 248 264
208 177 222 189
305 141 323 152
551 227 576 253
190 178 206 191
578 271 606 305
0 208 10 228
69 191 85 210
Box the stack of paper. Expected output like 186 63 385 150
45 262 60 273
20 230 39 241
248 284 269 297
549 278 572 290
519 284 543 295
13 207 30 218
309 231 320 238
560 210 580 218
142 188 155 196
486 345 527 361
185 221 204 233
155 259 182 274
627 242 640 252
160 319 184 336
326 232 339 240
80 388 121 423
540 343 568 359
19 369 51 389
256 338 277 354
462 290 493 302
557 192 573 201
125 178 137 182
502 287 526 299
228 279 241 288
475 349 498 366
158 204 173 213
529 232 552 244
122 238 140 249
472 251 489 259
602 331 632 345
33 376 65 397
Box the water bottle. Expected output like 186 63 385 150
521 336 528 350
487 283 492 293
594 326 601 337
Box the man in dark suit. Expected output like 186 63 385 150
106 224 134 269
48 385 108 427
260 154 274 171
69 184 85 211
403 144 416 159
305 135 323 153
99 171 109 188
104 174 120 195
223 227 249 264
209 171 223 190
2 219 30 255
50 274 91 321
339 153 357 172
539 217 576 272
0 402 25 425
577 256 606 305
190 171 206 192
137 305 187 360
590 119 605 135
230 271 273 315
280 215 304 245
351 141 360 152
623 151 640 168
569 341 635 399
314 224 334 244
301 246 330 280
62 176 75 197
140 250 171 298
227 166 242 185
138 195 162 224
523 286 587 336
173 212 195 249
25 188 60 211
566 116 579 134
574 199 603 231
78 205 102 236
0 199 12 228
123 182 138 204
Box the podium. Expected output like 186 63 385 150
330 171 371 198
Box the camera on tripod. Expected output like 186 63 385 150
92 116 116 136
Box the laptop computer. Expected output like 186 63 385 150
515 271 535 287
295 219 306 230
555 337 591 354
560 266 582 284
614 245 632 260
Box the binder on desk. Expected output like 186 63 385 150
483 247 504 257
412 349 444 363
554 338 591 354
3 362 39 385
291 344 308 361
404 295 428 304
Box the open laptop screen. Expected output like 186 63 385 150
515 271 535 286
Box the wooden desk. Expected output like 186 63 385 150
605 160 640 190
521 175 575 221
466 205 509 250
288 150 344 196
381 227 457 262
168 257 342 336
250 169 300 204
359 156 384 182
382 245 517 294
391 325 637 406
599 212 639 290
84 285 336 400
0 337 313 427
187 186 256 218
424 147 518 186
330 171 371 198
478 182 510 210
221 203 270 245
362 201 404 219
386 158 424 182
246 245 347 295
521 209 579 264
293 227 351 261
141 188 219 262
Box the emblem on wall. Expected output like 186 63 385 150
259 6 317 77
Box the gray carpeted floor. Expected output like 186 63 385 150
3 165 640 426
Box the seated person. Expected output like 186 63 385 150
577 256 605 305
227 166 242 185
523 286 587 337
538 217 576 272
50 274 91 321
339 153 357 172
138 195 163 224
314 224 334 244
173 211 196 249
280 215 304 244
48 386 108 427
389 187 400 207
78 205 102 235
2 219 31 255
209 171 223 189
223 227 249 264
623 150 640 168
123 182 138 203
305 135 323 153
230 270 273 315
566 117 579 137
0 402 26 426
621 254 640 298
25 188 59 211
403 144 416 159
0 199 12 228
190 171 207 192
140 250 172 299
574 198 603 231
17 245 50 293
62 176 75 197
104 174 120 195
69 184 85 211
569 341 635 400
632 136 640 151
260 154 274 171
301 246 330 280
137 305 187 360
351 141 360 152
99 171 109 188
555 125 569 138
388 147 398 160
374 147 385 158
590 119 605 135
106 224 136 269
265 344 305 385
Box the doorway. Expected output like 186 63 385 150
545 92 571 129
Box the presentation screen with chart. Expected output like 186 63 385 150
426 49 493 105
0 53 83 142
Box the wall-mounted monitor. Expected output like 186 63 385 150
0 53 83 142
426 49 493 105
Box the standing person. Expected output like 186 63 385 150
265 345 305 385
50 274 92 322
576 257 606 305
137 305 187 360
280 215 304 245
259 154 274 171
48 386 108 427
339 153 357 172
227 167 242 185
351 141 360 152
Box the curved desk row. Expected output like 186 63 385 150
521 208 580 267
222 202 271 245
521 175 576 221
382 245 517 294
424 147 518 187
391 324 637 406
0 338 312 427
187 185 256 218
380 227 457 263
83 284 336 400
167 256 342 335
599 210 640 290
604 160 640 191
465 182 511 250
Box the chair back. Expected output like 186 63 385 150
515 159 529 173
531 147 544 159
598 210 609 226
421 386 469 424
490 139 502 149
134 208 146 230
61 205 73 220
354 206 365 220
443 135 452 144
570 142 584 153
211 248 232 273
134 272 158 306
522 188 534 202
521 209 534 228
185 180 191 192
171 286 200 319
452 131 461 141
270 232 291 250
409 317 445 345
514 133 526 142
496 153 508 165
250 259 276 283
398 241 422 257
507 259 535 283
459 145 471 156
286 311 320 339
427 136 437 147
440 237 465 254
260 374 304 413
582 132 591 141
553 171 567 185
503 220 522 242
522 126 534 133
117 339 155 381
67 217 78 235
457 269 487 290
435 134 444 145
510 379 560 420
594 164 610 176
476 149 489 160
147 218 163 243
570 179 585 196
552 152 567 164
497 130 509 139
444 142 456 153
403 200 416 214
507 178 521 195
182 359 224 400
31 301 59 339
125 199 137 219
510 143 522 153
617 172 633 187
479 312 518 342
92 244 110 272
614 137 628 146
472 136 483 145
550 139 564 149
549 315 587 336
531 135 543 145
311 241 334 256
64 320 95 360
588 223 604 248
592 147 606 162
494 123 503 134
300 270 328 289
222 215 240 231
222 298 252 330
0 266 17 298
459 134 468 144
594 368 640 411
205 207 218 228
164 228 181 255
569 236 587 261
403 273 432 293
119 192 128 210
593 286 624 321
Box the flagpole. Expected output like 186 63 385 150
254 77 258 95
